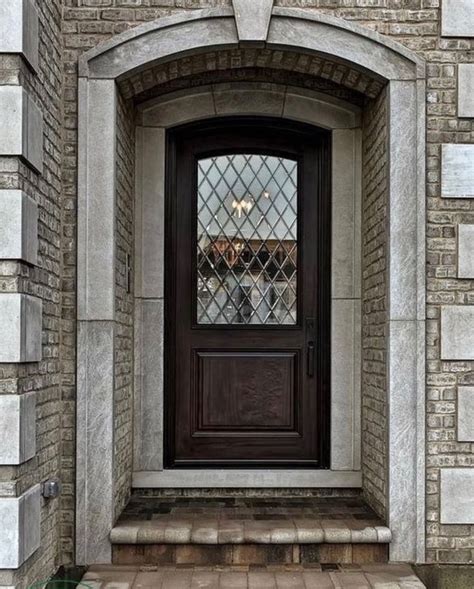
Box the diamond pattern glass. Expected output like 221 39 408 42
197 154 298 325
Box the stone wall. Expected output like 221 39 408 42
361 87 389 521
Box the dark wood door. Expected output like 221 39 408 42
165 118 331 468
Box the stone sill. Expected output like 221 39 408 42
110 520 391 545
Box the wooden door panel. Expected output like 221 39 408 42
165 118 331 468
195 351 298 431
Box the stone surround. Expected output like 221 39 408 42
76 5 425 566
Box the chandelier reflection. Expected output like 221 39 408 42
231 190 271 219
231 195 253 218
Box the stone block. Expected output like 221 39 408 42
458 387 474 442
458 225 474 279
135 127 165 299
441 306 474 360
0 294 42 363
441 0 474 37
0 87 43 173
233 0 273 42
139 90 215 128
331 299 361 471
332 129 362 299
441 144 474 199
284 88 361 129
213 84 285 117
134 299 164 471
0 0 39 70
0 393 36 465
76 320 114 564
0 484 41 568
0 190 38 265
440 469 474 524
458 64 474 118
77 79 116 321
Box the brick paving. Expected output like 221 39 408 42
82 564 426 588
119 496 382 522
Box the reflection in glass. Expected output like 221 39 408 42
197 154 298 325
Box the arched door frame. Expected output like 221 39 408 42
76 2 426 566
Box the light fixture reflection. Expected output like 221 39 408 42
232 197 253 218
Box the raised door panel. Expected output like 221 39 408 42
195 351 298 432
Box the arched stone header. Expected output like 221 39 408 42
76 0 426 570
78 5 425 83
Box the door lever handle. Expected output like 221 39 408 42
307 341 315 377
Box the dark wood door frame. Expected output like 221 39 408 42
164 117 331 469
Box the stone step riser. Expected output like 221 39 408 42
112 543 389 567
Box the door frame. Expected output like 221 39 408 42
164 117 332 469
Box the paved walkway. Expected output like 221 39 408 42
82 564 426 588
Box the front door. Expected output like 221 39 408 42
165 118 330 467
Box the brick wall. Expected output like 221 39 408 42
114 89 136 519
58 0 474 569
361 87 389 520
0 1 64 587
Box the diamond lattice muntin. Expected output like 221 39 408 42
197 154 298 325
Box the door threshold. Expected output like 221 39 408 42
132 469 361 488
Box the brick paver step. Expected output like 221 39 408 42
82 564 426 588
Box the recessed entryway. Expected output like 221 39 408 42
77 6 426 565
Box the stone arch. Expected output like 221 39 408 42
76 3 426 568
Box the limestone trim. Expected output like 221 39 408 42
0 189 38 265
137 84 361 130
76 5 426 567
0 293 42 363
0 0 39 71
78 6 424 83
134 470 362 489
0 484 41 569
232 0 273 43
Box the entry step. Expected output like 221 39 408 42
111 496 391 545
111 518 391 545
83 564 426 588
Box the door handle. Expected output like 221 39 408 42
307 341 315 377
305 317 316 378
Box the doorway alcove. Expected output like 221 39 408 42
76 5 426 566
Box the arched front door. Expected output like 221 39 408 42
165 118 331 467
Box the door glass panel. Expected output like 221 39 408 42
197 154 298 325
